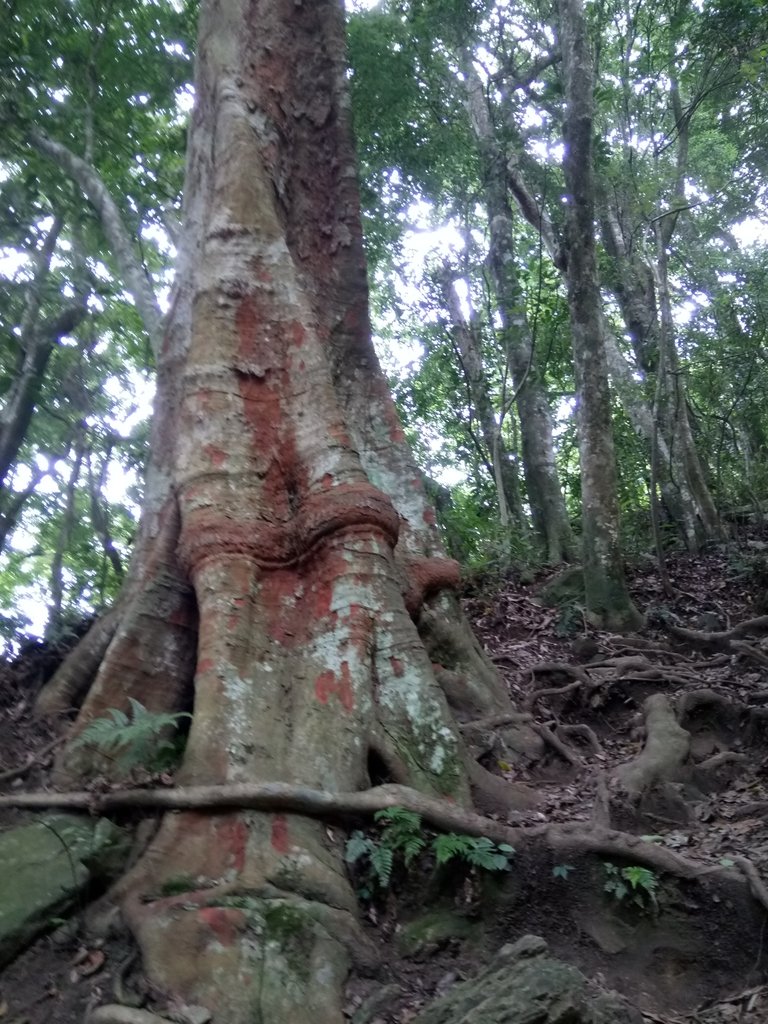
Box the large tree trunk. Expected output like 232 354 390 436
559 0 642 631
36 2 528 1020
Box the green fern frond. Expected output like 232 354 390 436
370 845 394 888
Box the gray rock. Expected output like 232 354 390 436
412 934 642 1024
0 814 128 967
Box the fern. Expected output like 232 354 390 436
346 808 516 902
369 845 394 888
433 832 515 871
603 862 659 912
374 807 426 866
433 832 472 867
71 698 191 770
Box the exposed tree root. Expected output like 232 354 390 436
668 614 768 645
677 688 745 726
613 693 690 797
619 669 696 685
531 662 593 684
88 1007 171 1024
728 800 768 821
35 607 120 718
0 780 745 884
732 639 768 668
590 773 611 827
734 856 768 915
524 675 588 712
531 721 583 767
556 722 604 757
459 711 534 732
665 615 768 669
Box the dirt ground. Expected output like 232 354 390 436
3 540 768 1023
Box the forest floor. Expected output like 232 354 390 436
2 536 768 1023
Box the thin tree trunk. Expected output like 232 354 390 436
437 269 526 534
28 129 164 357
46 438 85 639
504 120 714 550
462 58 574 563
559 0 642 630
653 221 722 546
0 218 88 496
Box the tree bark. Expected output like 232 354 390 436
461 58 574 563
38 3 526 1021
558 0 642 630
437 269 526 534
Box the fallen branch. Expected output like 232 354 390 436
0 780 739 884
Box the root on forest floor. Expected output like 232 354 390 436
613 694 690 798
88 1007 171 1024
665 614 768 667
1 779 762 902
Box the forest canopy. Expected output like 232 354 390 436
0 0 766 640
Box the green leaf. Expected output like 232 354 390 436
552 864 574 880
345 831 372 865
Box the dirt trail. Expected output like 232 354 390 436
2 544 768 1023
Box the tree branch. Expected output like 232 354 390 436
28 129 164 357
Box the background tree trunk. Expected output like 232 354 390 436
461 58 574 563
558 0 642 630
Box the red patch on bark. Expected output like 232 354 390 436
235 295 260 363
197 658 215 675
271 814 290 854
216 817 248 872
199 906 246 945
422 507 437 526
320 473 334 490
326 421 351 446
315 661 354 711
262 569 301 645
390 657 405 678
203 443 227 468
290 320 306 348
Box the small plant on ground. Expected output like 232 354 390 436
553 863 575 880
603 862 659 912
71 698 191 770
345 807 515 899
